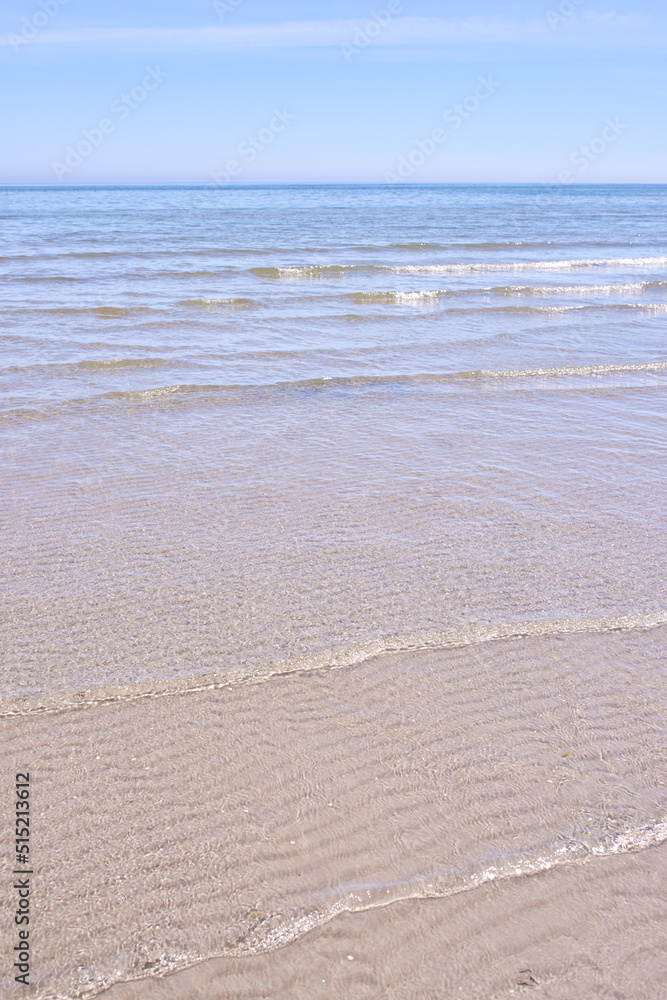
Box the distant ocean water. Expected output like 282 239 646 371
1 185 666 997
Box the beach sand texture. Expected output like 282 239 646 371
2 626 666 997
104 843 667 1000
2 185 666 997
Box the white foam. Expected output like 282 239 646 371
490 281 664 295
387 256 667 274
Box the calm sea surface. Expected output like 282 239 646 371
1 184 667 997
2 183 666 703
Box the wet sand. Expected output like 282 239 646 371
3 184 667 1000
1 624 665 998
105 842 667 1000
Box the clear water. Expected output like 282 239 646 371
1 184 666 999
2 183 666 704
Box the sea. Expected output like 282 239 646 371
1 183 666 998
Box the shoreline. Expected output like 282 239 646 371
104 841 667 1000
3 609 666 718
1 625 665 998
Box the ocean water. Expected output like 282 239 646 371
1 184 666 998
2 182 667 705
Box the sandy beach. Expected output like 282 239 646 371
2 184 667 998
105 843 667 1000
2 624 666 998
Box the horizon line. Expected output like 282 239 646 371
2 181 667 188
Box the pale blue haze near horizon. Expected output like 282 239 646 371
1 0 666 184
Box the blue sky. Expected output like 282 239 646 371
1 0 666 184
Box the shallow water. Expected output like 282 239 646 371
1 627 666 997
1 184 666 997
